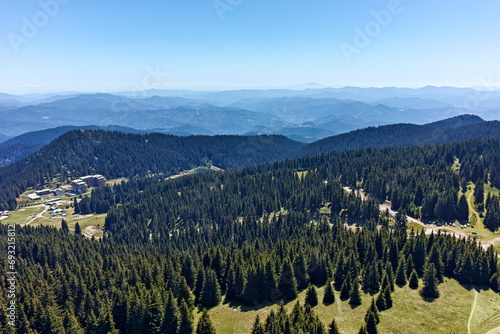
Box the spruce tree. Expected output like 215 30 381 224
383 286 393 309
74 222 82 236
251 315 265 334
200 269 222 308
61 219 69 234
405 254 415 278
421 263 440 298
163 291 180 334
395 255 407 286
74 197 80 214
196 310 216 334
409 269 419 289
323 280 336 304
490 272 499 291
475 180 485 212
375 291 386 311
365 311 378 334
178 300 194 334
146 291 165 334
328 318 340 334
426 244 444 283
278 259 298 301
457 195 469 221
349 278 362 306
305 285 318 307
340 278 351 300
364 299 379 326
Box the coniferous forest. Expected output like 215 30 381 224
1 134 500 333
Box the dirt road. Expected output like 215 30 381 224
23 204 48 226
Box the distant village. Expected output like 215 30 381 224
26 175 107 201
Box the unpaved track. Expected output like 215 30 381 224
23 205 49 226
468 289 478 334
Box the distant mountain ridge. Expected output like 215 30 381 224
0 114 492 168
1 86 499 140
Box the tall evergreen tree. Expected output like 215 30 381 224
323 280 336 304
421 263 440 298
200 269 222 308
278 259 298 301
163 291 180 334
74 222 82 236
365 298 380 324
305 285 318 308
328 319 340 334
365 311 378 334
395 255 407 286
196 310 216 334
178 300 194 334
349 278 362 306
409 270 419 289
457 195 469 221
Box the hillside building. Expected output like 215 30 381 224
71 175 106 193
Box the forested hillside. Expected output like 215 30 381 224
0 131 303 210
298 117 500 155
1 138 499 333
2 116 500 211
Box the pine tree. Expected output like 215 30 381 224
251 315 265 334
200 269 222 308
395 255 407 286
457 195 469 221
323 280 335 304
405 254 415 278
196 310 216 334
365 310 378 334
349 278 362 306
490 272 499 292
74 222 82 236
384 261 395 292
421 263 439 298
278 259 298 301
340 278 351 300
383 286 393 309
305 285 318 307
328 318 340 334
61 219 69 234
475 180 485 212
163 291 180 334
145 291 164 334
426 244 444 283
376 291 386 311
74 197 80 214
365 298 380 324
409 269 419 289
178 300 194 334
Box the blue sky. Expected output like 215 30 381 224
0 0 499 93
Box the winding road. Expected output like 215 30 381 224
22 204 49 226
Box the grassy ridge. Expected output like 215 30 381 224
202 280 500 334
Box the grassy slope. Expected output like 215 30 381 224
464 184 500 242
202 279 500 334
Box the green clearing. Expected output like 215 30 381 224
202 279 500 334
408 221 425 233
463 185 500 242
106 177 128 186
485 183 500 196
30 207 105 238
1 206 45 225
470 288 500 334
